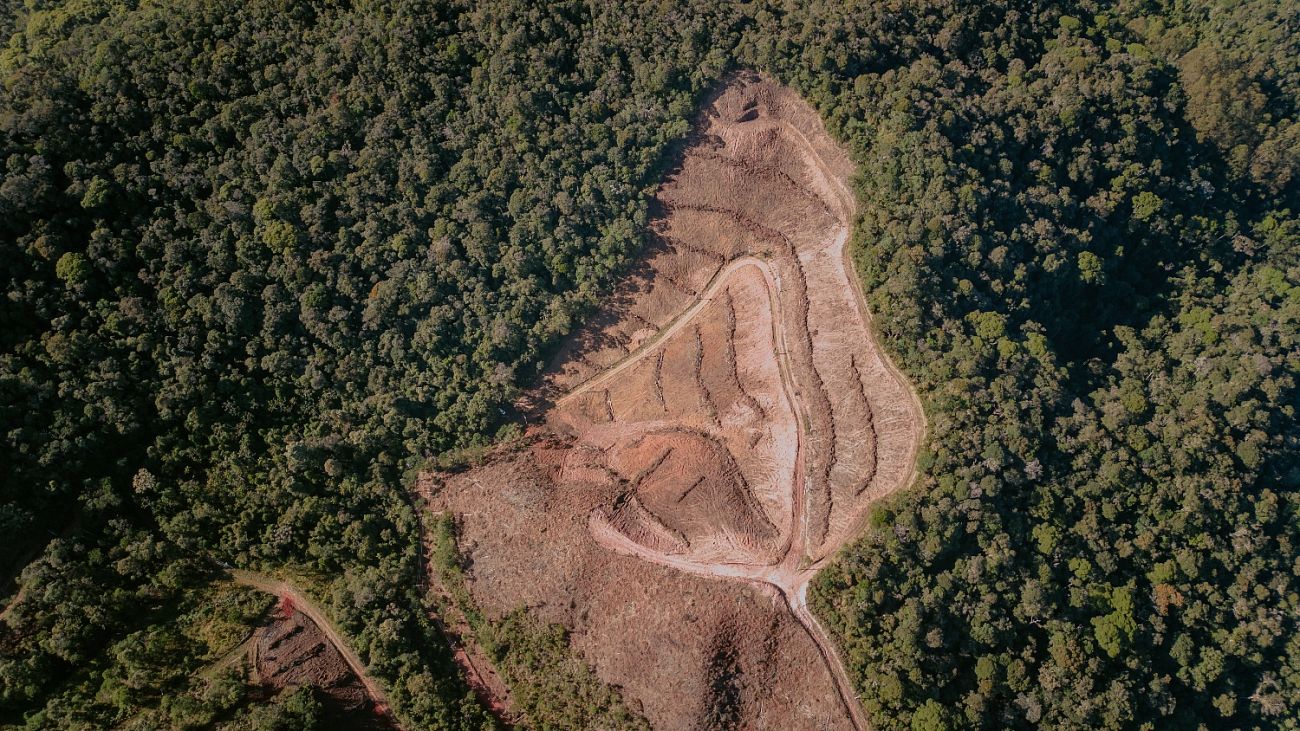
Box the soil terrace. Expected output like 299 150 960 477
424 71 924 730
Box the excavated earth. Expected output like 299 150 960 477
423 71 923 730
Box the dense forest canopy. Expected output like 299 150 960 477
1 0 1296 729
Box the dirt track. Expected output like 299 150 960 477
229 570 392 720
425 72 924 730
557 257 779 411
572 234 868 730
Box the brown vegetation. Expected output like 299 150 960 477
251 608 391 728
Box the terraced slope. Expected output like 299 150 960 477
424 72 924 730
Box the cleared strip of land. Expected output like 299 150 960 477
228 569 392 719
424 71 924 731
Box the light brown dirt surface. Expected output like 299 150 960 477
251 606 393 729
411 474 519 726
230 570 395 729
424 71 924 730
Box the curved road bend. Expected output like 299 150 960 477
227 569 393 718
577 246 874 731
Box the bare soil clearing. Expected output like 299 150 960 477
412 482 520 726
230 570 395 729
424 72 924 730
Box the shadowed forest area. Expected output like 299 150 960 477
1 0 1296 729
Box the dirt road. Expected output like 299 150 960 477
558 256 778 410
432 74 924 731
578 227 900 731
227 569 393 718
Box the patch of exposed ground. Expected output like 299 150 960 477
231 571 395 729
422 71 924 730
413 486 519 726
252 608 391 728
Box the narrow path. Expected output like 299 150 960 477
410 494 518 726
787 584 871 731
227 569 393 718
558 257 774 409
425 584 516 724
200 625 261 680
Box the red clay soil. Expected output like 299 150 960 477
230 570 396 729
423 71 924 730
253 607 394 730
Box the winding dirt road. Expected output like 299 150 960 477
572 225 915 731
430 73 926 731
227 569 393 718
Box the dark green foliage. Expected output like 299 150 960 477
478 612 650 731
2 0 1297 729
1 0 730 726
4 576 272 728
770 2 1300 728
242 686 324 731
